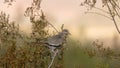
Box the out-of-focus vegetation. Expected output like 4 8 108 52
79 0 120 67
81 0 120 34
0 0 64 68
64 38 120 68
0 0 120 68
0 9 50 68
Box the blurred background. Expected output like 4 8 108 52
0 0 120 40
0 0 120 68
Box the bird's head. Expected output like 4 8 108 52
62 29 70 36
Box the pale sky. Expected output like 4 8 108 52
0 0 119 39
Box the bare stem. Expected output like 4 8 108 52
84 3 110 14
47 21 59 33
109 0 120 19
48 50 58 68
111 0 120 10
85 11 112 20
107 3 120 34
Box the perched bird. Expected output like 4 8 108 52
43 29 70 53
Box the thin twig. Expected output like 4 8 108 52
109 0 120 19
93 6 110 14
85 12 112 20
115 7 120 18
47 21 59 33
107 2 120 34
84 3 110 14
40 10 59 33
48 50 58 68
111 0 120 10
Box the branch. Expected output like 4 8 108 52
82 3 110 14
109 0 120 19
48 50 58 68
107 3 120 34
47 21 59 33
111 0 120 10
93 6 110 14
85 11 112 20
40 10 59 33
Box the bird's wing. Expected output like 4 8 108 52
47 35 63 47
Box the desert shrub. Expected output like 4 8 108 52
0 0 64 68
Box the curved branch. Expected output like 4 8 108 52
83 3 110 14
109 0 120 19
107 3 120 34
85 12 112 20
47 21 59 33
